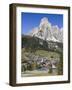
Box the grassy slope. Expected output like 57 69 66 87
22 48 60 61
35 50 60 59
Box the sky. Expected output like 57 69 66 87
21 12 63 35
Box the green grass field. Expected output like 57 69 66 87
22 48 60 61
35 50 60 59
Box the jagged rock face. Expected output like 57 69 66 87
29 17 63 43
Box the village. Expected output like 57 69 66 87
21 53 60 76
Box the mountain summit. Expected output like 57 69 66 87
29 17 63 43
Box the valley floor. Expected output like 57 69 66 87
21 69 58 77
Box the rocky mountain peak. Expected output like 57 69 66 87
29 17 63 43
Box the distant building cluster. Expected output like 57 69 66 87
21 53 60 74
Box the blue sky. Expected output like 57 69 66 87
21 12 63 35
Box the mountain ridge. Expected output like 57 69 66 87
22 35 63 53
28 17 63 43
